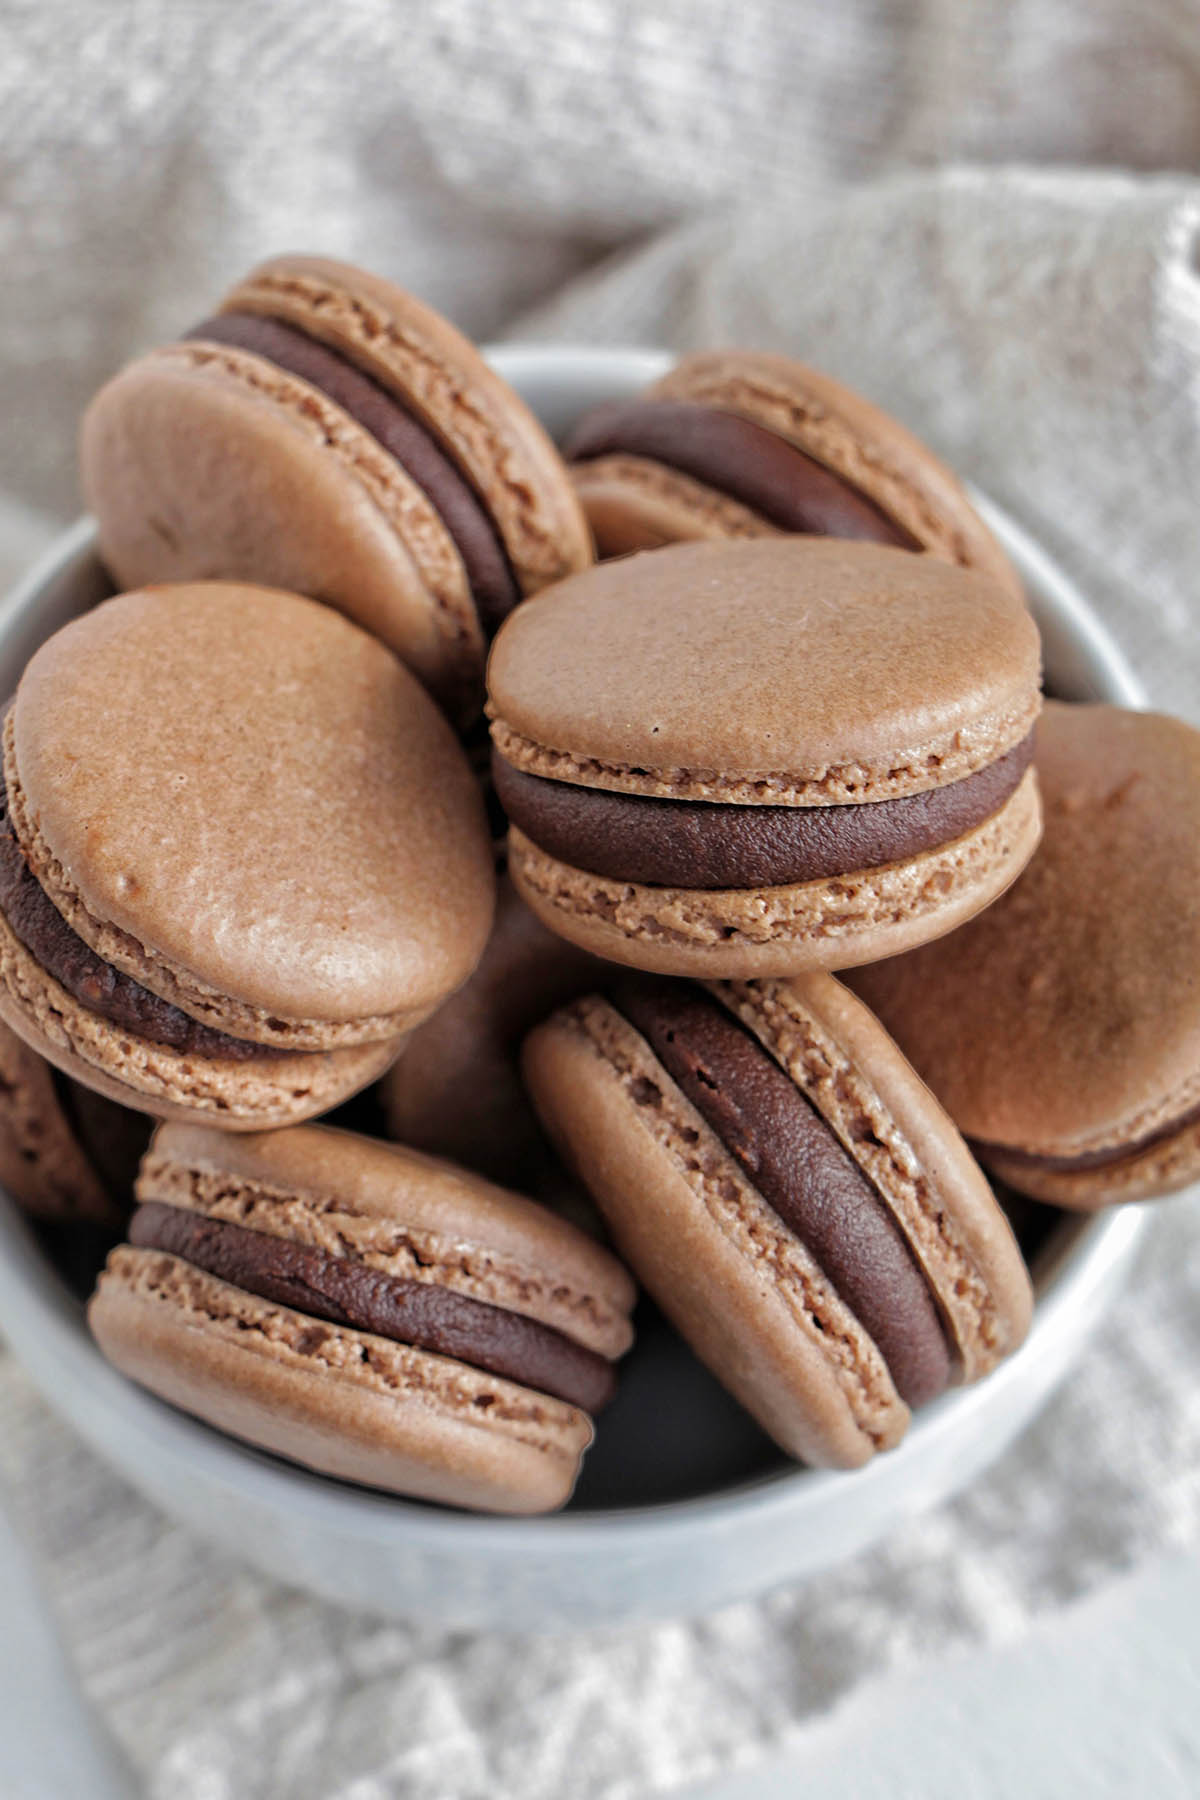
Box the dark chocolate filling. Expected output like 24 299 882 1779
612 978 951 1408
0 772 281 1061
130 1201 614 1413
972 1093 1200 1174
493 735 1033 890
188 313 519 635
564 399 919 548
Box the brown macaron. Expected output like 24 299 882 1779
488 537 1042 978
522 973 1032 1468
89 1123 636 1512
80 255 593 719
0 583 495 1128
564 349 1021 600
0 1019 150 1227
849 703 1200 1208
379 874 607 1192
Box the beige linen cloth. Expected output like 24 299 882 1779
2 4 1200 1794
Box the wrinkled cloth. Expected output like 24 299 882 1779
2 4 1200 1797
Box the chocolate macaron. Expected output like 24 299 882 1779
80 255 592 718
488 537 1042 977
379 874 606 1192
564 349 1021 599
523 974 1032 1467
850 703 1200 1207
0 583 494 1128
0 1019 150 1227
89 1123 636 1511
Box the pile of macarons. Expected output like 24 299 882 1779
1 253 1196 1514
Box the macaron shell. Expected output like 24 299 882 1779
569 453 778 556
141 1120 636 1357
89 1250 591 1512
487 539 1040 804
506 770 1042 977
224 256 594 595
0 910 400 1129
522 999 909 1467
0 1019 113 1222
984 1115 1200 1209
848 705 1200 1167
653 351 1023 602
379 874 607 1184
80 345 486 714
715 974 1033 1379
12 585 495 1038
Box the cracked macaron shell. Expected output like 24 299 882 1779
9 583 495 1043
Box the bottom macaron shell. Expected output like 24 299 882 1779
570 454 778 557
983 1116 1200 1210
522 1000 911 1468
0 910 400 1129
507 770 1041 978
89 1249 593 1513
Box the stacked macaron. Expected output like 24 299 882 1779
5 255 1192 1519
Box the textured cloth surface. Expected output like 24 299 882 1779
2 3 1200 1796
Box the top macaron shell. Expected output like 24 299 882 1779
488 539 1042 979
569 349 1022 602
489 538 1039 801
849 703 1200 1204
79 256 592 717
9 583 495 1041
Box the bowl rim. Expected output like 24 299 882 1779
0 343 1153 1564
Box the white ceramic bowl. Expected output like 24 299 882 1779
0 347 1151 1631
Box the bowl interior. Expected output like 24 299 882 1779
0 348 1150 1542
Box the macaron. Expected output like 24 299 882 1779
849 703 1200 1207
522 973 1032 1467
563 349 1021 599
0 1019 150 1227
379 874 606 1192
89 1123 637 1511
80 255 593 719
0 582 495 1128
488 537 1042 977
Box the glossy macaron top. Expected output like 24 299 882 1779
219 257 592 597
850 703 1200 1163
9 584 495 1035
488 537 1041 803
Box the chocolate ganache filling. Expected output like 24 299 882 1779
971 1093 1200 1175
494 735 1033 890
130 1202 615 1412
611 979 951 1407
0 773 282 1061
187 312 520 635
564 399 920 548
